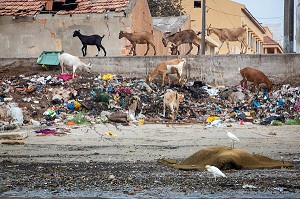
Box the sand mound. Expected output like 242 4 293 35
159 146 293 170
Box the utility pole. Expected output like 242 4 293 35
201 0 206 55
284 0 294 53
296 0 300 52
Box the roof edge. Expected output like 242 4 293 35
242 8 265 33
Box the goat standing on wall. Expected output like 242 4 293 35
118 30 156 56
73 30 107 57
207 25 248 54
162 29 201 55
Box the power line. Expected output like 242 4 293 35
211 0 234 27
207 6 283 20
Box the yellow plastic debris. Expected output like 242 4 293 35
114 95 120 102
74 101 81 109
138 119 144 126
105 131 118 136
206 116 220 123
102 73 113 81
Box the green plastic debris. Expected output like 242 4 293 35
72 111 89 124
286 119 300 125
91 88 110 103
99 116 109 123
271 120 283 126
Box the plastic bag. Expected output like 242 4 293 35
7 104 23 124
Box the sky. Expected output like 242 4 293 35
233 0 284 45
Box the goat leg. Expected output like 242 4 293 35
241 40 248 54
96 45 100 57
150 43 156 55
100 45 107 56
243 80 248 89
161 73 166 87
175 71 181 85
194 43 200 55
166 74 171 86
60 62 64 74
240 79 244 88
72 65 76 79
217 41 225 54
81 46 86 57
186 43 193 55
226 41 230 54
144 43 150 56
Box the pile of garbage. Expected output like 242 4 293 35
0 72 299 130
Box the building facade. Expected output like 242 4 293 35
0 0 155 58
180 0 274 55
263 26 283 54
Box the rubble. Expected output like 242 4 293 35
0 68 299 132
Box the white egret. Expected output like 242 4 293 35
226 131 240 149
205 165 226 181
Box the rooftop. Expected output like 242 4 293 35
0 0 130 16
153 15 190 34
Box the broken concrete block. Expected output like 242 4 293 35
1 140 25 145
0 131 28 140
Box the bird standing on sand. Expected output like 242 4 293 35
205 165 226 181
226 131 240 149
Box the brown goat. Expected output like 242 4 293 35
240 67 273 92
163 90 184 119
146 58 186 87
207 25 248 54
162 29 201 55
118 30 156 56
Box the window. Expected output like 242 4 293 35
260 43 264 54
194 1 201 8
41 0 78 13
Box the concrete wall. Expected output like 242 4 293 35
1 54 299 86
0 13 131 58
0 0 155 59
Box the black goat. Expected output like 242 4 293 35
73 30 107 57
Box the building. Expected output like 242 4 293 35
0 0 154 58
180 0 274 55
263 26 283 54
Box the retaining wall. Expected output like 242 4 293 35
1 54 299 86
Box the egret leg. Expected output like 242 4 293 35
232 141 235 149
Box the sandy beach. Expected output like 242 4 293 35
0 123 299 198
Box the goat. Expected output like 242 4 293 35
59 52 91 79
118 30 156 56
239 67 273 92
162 29 201 55
146 58 186 87
73 30 107 57
207 25 248 54
163 90 184 120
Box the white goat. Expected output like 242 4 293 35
58 53 91 78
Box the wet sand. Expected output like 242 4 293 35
0 123 299 198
